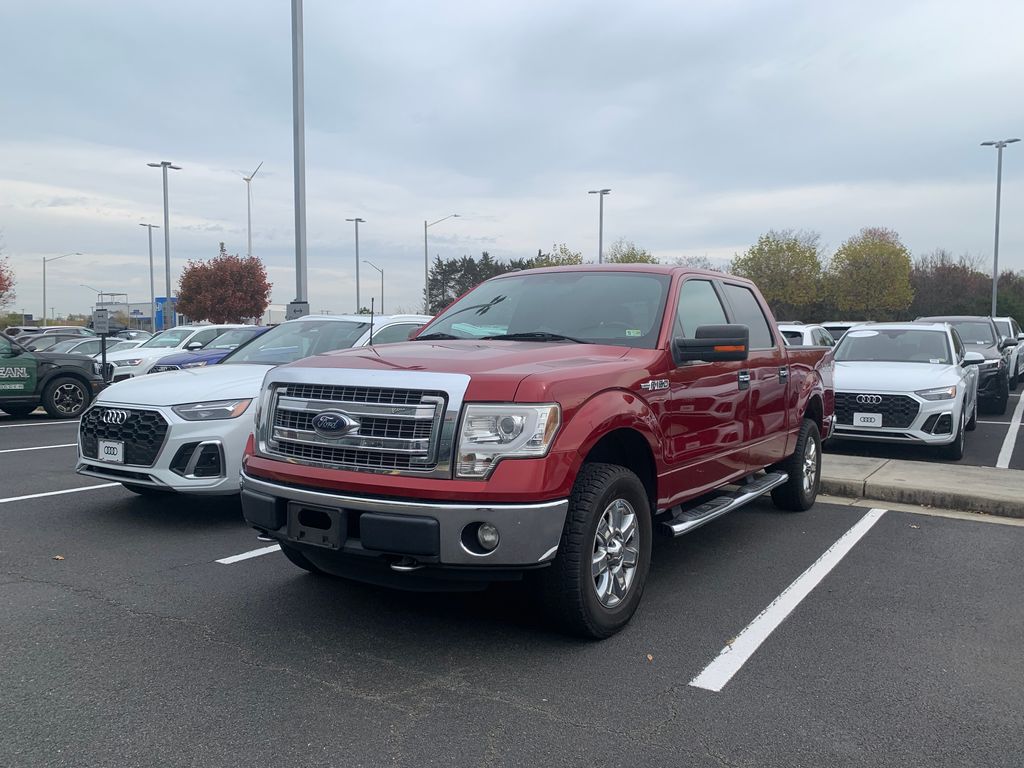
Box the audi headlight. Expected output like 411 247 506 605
182 360 208 368
916 386 956 401
172 399 252 421
456 404 560 479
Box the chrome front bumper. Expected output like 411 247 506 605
238 470 569 568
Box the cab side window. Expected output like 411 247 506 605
721 284 775 349
0 337 13 356
674 280 728 338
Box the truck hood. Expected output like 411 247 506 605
286 340 640 401
34 351 95 366
96 363 274 406
834 361 961 394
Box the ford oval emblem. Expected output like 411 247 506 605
311 410 359 439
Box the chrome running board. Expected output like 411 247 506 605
661 471 789 536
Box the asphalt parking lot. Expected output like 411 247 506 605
826 391 1024 469
2 412 1023 767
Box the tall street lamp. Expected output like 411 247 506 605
243 162 263 258
363 259 384 315
139 223 160 333
42 252 80 326
423 214 459 313
290 0 309 318
147 160 181 329
346 217 365 312
981 138 1019 316
588 189 611 263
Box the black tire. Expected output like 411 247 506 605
966 399 978 431
1 404 38 418
938 409 966 461
993 375 1010 416
539 463 652 639
770 418 821 512
41 377 90 419
122 483 168 496
279 542 325 575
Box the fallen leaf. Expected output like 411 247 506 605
910 525 920 529
646 654 653 663
52 555 65 561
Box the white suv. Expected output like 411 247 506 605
993 316 1023 390
102 324 247 382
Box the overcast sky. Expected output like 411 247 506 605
1 0 1023 320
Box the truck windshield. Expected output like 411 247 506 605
221 320 369 365
418 271 671 348
834 328 952 364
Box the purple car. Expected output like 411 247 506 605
149 326 271 373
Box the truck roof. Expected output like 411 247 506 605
489 263 735 280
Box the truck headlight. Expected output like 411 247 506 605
92 361 102 376
456 403 560 478
172 399 252 421
915 386 956 401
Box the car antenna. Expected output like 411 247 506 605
368 298 375 345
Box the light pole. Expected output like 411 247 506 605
981 139 1020 316
42 252 80 326
423 214 459 313
346 217 365 312
363 259 383 315
290 0 309 317
139 223 160 332
147 160 181 329
588 189 611 263
243 162 263 258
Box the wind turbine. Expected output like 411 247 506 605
243 162 263 258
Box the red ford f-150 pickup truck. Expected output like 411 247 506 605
240 265 834 637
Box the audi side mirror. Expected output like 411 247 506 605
962 351 985 365
186 341 203 351
673 324 750 364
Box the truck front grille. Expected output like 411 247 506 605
80 407 169 466
835 392 920 429
265 384 447 473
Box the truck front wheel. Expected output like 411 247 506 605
540 463 652 639
770 418 821 512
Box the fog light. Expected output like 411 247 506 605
477 522 500 551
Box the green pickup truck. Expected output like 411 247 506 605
0 334 106 419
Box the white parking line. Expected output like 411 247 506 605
995 393 1024 469
977 420 1011 425
216 545 281 564
0 443 77 455
689 508 888 693
0 420 79 429
0 483 120 505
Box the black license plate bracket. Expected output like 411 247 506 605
286 502 346 550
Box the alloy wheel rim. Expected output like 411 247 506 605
802 435 818 495
591 498 640 608
53 383 84 415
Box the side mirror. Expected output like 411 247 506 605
1018 333 1024 341
999 337 1018 350
673 324 750 364
186 341 203 351
408 325 425 340
963 351 985 365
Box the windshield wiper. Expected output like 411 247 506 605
414 332 461 341
483 331 589 344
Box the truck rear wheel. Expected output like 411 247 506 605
540 463 652 639
770 418 821 512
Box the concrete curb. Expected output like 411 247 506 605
821 455 1024 519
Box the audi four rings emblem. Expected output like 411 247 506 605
855 394 883 405
100 409 130 425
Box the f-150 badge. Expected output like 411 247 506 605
640 379 669 391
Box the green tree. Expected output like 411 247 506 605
605 239 657 263
672 255 724 271
825 227 914 320
424 251 510 315
530 243 583 268
908 250 989 319
0 244 14 311
177 243 273 322
729 230 823 320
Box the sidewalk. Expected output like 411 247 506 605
821 455 1024 519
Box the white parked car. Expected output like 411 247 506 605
99 339 145 356
101 324 247 382
993 316 1023 390
76 314 431 496
778 323 836 347
830 322 980 459
47 336 123 357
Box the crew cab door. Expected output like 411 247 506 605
720 282 790 468
0 337 39 396
660 278 749 503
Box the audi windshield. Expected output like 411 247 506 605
834 328 952 364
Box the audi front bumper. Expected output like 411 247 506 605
832 392 967 446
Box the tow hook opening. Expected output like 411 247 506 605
389 556 423 572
